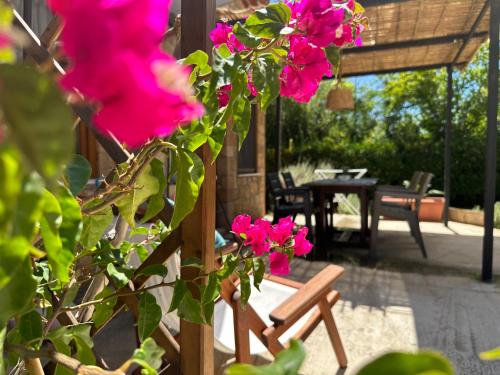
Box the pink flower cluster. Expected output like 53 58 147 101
231 214 313 276
209 23 246 53
48 0 204 147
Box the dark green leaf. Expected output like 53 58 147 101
245 4 291 38
202 272 220 324
116 164 160 227
131 338 165 375
18 310 42 344
0 148 21 234
233 23 262 48
80 205 113 249
181 256 203 269
92 287 117 328
217 253 239 280
71 325 95 365
65 155 91 196
0 64 74 187
138 292 162 342
141 158 167 223
253 55 281 111
137 265 168 278
0 237 31 289
357 352 455 375
252 258 265 291
324 46 341 76
169 150 204 230
233 99 252 149
177 291 204 324
207 122 227 162
51 337 73 375
239 272 251 306
168 279 188 313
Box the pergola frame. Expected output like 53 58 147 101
274 0 500 281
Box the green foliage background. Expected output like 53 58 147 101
266 44 496 208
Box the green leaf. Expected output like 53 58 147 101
0 255 36 325
357 352 455 375
58 186 82 255
226 339 306 375
40 190 73 284
80 205 113 249
0 148 21 234
92 287 117 328
202 272 220 324
0 325 6 375
141 158 167 223
71 325 95 365
51 337 73 375
178 291 204 324
233 23 262 48
106 263 132 288
217 253 239 280
239 272 251 306
252 258 265 291
207 122 227 162
169 149 204 230
324 46 341 76
116 164 160 227
0 237 30 289
137 265 168 278
12 173 44 241
131 338 165 375
138 293 162 342
233 99 252 149
180 50 211 84
0 64 74 187
65 155 91 196
480 347 500 360
168 279 188 313
18 310 42 344
253 55 281 111
181 256 203 269
245 3 291 38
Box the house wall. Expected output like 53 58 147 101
216 107 266 227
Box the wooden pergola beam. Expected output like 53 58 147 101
179 1 217 374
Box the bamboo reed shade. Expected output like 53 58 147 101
340 0 490 76
217 0 269 20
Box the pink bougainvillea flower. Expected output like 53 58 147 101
217 84 232 107
269 252 291 276
288 0 345 48
209 22 246 53
254 217 272 236
332 24 354 47
354 24 365 46
252 241 271 257
293 227 313 256
232 214 252 236
244 225 268 246
280 36 332 103
48 0 203 147
247 70 258 97
270 216 295 246
0 33 10 48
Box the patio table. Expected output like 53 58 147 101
303 178 379 247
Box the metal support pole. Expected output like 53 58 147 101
275 96 282 172
444 65 453 226
482 0 500 282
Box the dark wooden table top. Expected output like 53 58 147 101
303 178 379 188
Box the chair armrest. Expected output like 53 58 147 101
269 264 344 326
278 187 310 196
375 190 420 200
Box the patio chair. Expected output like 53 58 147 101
129 239 348 368
267 172 314 234
377 171 423 193
370 172 434 259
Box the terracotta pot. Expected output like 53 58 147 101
381 197 445 222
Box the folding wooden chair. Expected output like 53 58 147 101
218 264 347 367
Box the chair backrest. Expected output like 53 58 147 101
267 172 286 205
281 171 296 188
408 171 423 192
417 172 434 196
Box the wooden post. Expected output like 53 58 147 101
180 1 216 374
482 0 500 282
443 65 453 226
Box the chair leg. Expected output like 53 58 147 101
408 214 427 258
369 205 380 259
232 296 251 363
318 298 347 368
